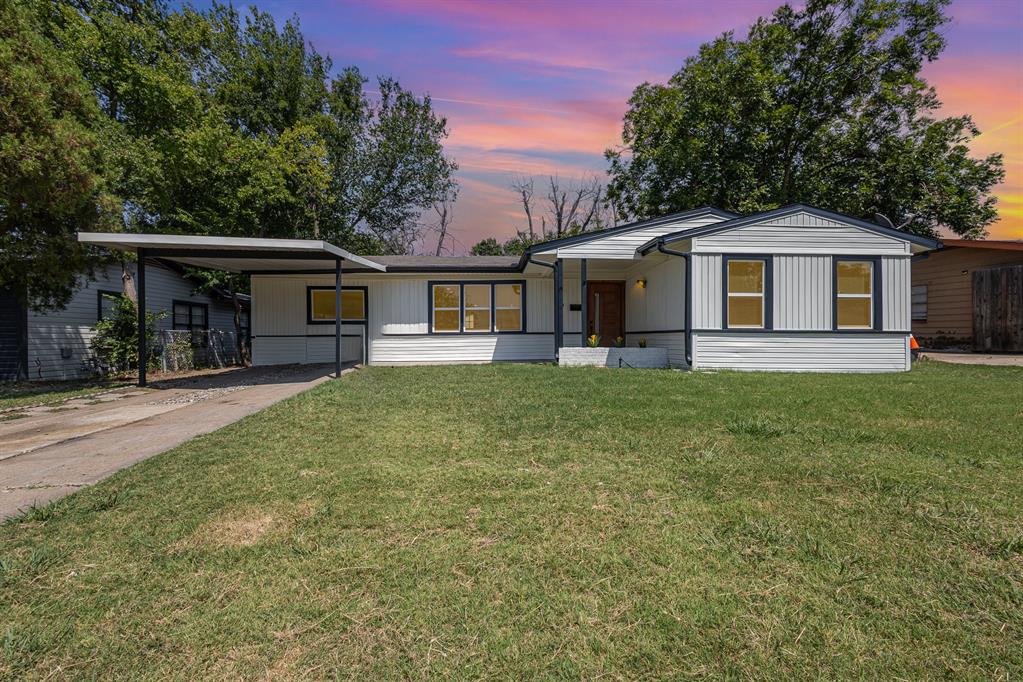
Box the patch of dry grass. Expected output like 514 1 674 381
1 362 1021 679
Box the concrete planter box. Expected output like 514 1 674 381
559 346 669 368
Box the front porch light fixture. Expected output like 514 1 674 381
637 277 647 289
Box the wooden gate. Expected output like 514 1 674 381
973 264 1023 352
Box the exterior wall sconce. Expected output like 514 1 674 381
637 278 647 289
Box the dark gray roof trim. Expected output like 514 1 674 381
638 204 941 254
520 206 739 259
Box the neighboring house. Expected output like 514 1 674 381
0 260 248 381
79 204 938 375
911 239 1023 351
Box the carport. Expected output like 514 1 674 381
77 233 387 386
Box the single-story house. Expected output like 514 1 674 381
911 239 1023 351
77 204 938 383
0 261 249 381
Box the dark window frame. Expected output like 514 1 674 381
428 280 527 334
721 255 773 330
832 256 883 332
911 284 927 322
172 299 210 346
306 285 368 326
96 289 122 321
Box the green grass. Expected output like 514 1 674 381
1 362 1021 679
0 379 129 411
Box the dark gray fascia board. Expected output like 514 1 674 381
639 204 941 253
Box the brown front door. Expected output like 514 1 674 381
587 281 625 346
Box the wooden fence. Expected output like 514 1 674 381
973 264 1023 352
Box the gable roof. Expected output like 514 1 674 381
637 204 941 254
522 206 739 258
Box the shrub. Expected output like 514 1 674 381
638 337 648 348
90 294 164 373
586 334 601 348
613 336 625 348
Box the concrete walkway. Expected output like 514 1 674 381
0 364 340 520
920 351 1023 366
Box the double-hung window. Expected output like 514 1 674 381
431 284 461 332
494 283 523 331
96 290 121 321
724 258 769 329
430 282 525 333
834 259 878 329
173 300 209 346
463 284 491 332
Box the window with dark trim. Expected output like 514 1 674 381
833 257 882 330
911 285 927 321
722 256 772 329
96 290 121 321
429 281 525 333
173 300 209 346
306 286 367 325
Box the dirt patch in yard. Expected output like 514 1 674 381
171 501 318 551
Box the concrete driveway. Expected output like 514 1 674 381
0 364 341 520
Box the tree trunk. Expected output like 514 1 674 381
232 292 249 366
121 260 137 304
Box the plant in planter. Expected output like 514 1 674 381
638 337 647 348
613 336 625 347
586 334 601 348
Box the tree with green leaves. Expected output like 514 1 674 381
0 0 120 311
606 0 1005 239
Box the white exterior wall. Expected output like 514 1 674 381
251 273 556 367
683 212 916 372
548 214 728 259
624 257 686 366
692 333 909 372
691 211 910 255
27 262 235 381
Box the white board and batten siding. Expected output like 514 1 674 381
624 257 686 365
250 276 367 366
686 211 914 372
546 213 728 260
250 273 556 367
27 262 235 381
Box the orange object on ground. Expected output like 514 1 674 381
910 335 920 350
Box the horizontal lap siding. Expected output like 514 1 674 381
28 263 231 381
911 248 1023 341
371 334 554 364
692 212 908 255
692 333 909 372
553 215 726 259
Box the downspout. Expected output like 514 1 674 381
527 257 560 362
655 242 693 367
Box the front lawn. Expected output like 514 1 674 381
1 362 1020 678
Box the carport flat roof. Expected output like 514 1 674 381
77 232 387 272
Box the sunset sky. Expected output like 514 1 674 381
251 0 1023 250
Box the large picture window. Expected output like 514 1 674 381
307 287 367 324
725 258 768 329
835 259 877 329
430 281 525 333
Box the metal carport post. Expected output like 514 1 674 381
335 257 342 378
